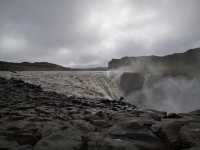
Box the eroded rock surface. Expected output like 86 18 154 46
0 77 200 150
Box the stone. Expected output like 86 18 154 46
14 145 33 150
15 130 42 146
88 134 140 150
166 113 182 119
0 135 19 150
70 119 95 132
35 127 140 150
90 119 112 128
180 122 200 148
108 120 167 150
158 119 190 149
183 147 200 150
34 128 83 150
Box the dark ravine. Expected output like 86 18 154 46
0 77 200 150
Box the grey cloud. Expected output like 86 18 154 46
0 0 200 67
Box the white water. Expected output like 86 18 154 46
0 71 122 99
1 71 200 113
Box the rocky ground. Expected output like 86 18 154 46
0 77 200 150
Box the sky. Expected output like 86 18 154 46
0 0 200 67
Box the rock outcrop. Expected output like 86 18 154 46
109 48 200 111
108 48 200 77
0 77 200 150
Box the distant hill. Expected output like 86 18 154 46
0 61 107 71
71 67 107 71
0 61 72 71
108 48 200 77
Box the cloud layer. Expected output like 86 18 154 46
0 0 200 67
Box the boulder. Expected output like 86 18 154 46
165 113 182 119
0 135 19 150
70 119 95 132
158 119 191 149
108 119 168 150
14 145 33 150
179 122 200 148
183 147 200 150
15 131 42 146
34 127 139 150
34 128 83 150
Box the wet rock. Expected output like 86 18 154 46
90 119 112 128
14 145 33 150
166 113 182 119
109 120 168 150
8 115 26 121
87 133 140 150
120 72 145 95
0 135 19 150
70 119 95 132
34 128 83 150
179 122 200 148
35 127 141 150
145 109 167 118
158 119 190 149
15 130 42 146
140 109 167 121
183 147 200 150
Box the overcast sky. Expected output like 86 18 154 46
0 0 200 67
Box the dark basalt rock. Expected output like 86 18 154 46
109 119 168 150
0 77 200 150
35 127 140 150
165 113 182 119
158 120 188 149
179 122 200 148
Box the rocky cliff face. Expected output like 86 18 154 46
108 48 200 77
110 48 200 112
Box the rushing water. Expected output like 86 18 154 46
0 71 122 99
1 71 200 113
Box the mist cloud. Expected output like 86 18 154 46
0 0 200 67
127 77 200 113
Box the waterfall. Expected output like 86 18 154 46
0 71 122 99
